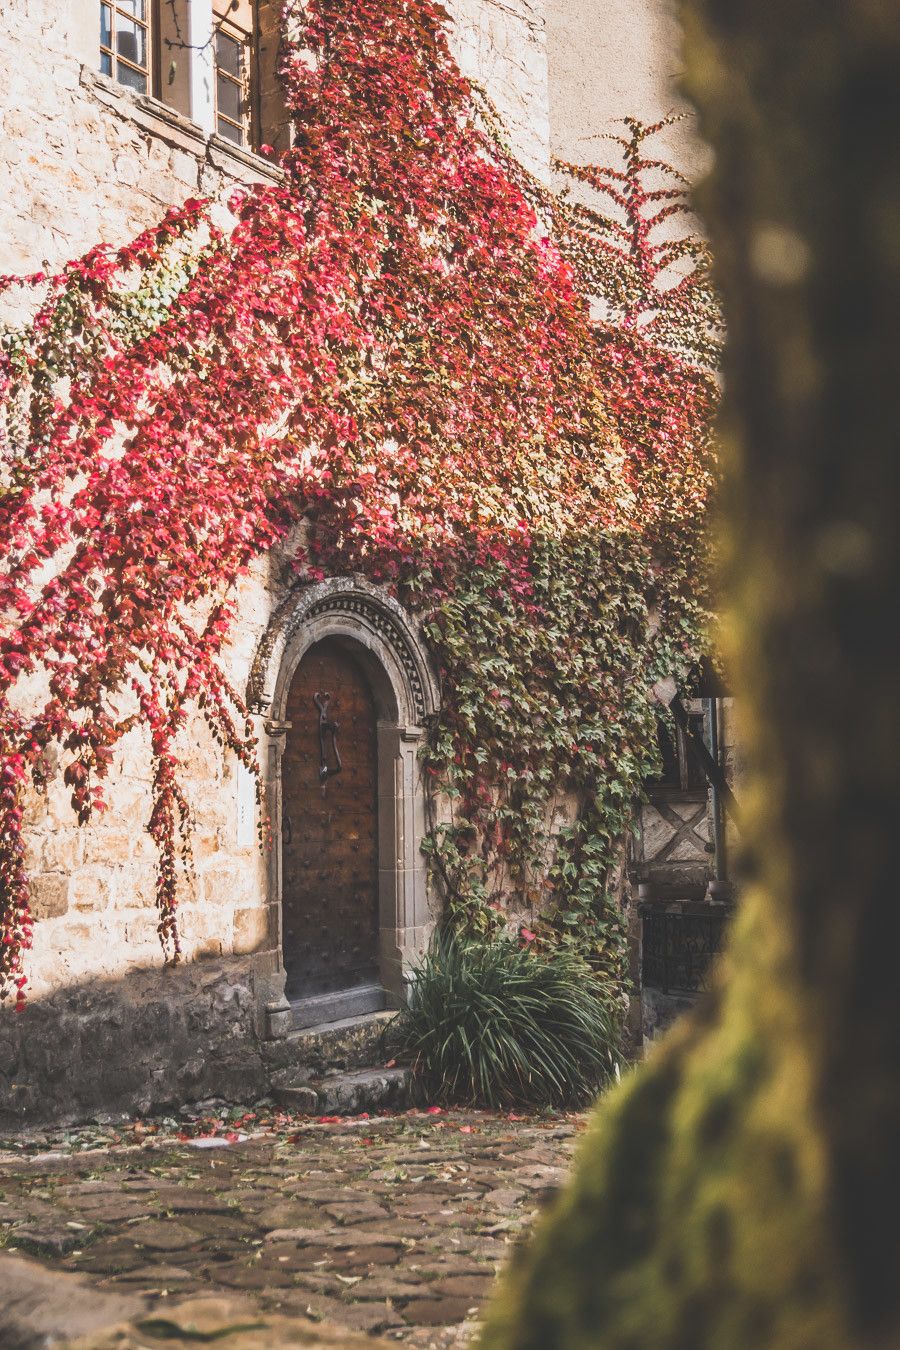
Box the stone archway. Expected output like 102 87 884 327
248 578 440 1027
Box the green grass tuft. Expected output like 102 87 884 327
396 932 622 1109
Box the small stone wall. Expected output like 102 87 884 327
0 957 269 1129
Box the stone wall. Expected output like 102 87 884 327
0 0 707 1119
0 3 276 295
0 0 550 292
0 0 558 1125
0 958 268 1126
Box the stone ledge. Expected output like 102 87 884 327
274 1067 411 1116
264 1010 399 1079
79 67 283 185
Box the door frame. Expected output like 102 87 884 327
248 578 440 1016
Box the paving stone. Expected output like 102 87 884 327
408 1257 488 1277
481 1188 525 1210
68 1240 147 1274
324 1200 389 1224
57 1181 124 1198
255 1200 331 1230
286 1229 404 1251
327 1245 402 1271
349 1217 427 1238
226 1244 335 1273
398 1328 470 1350
62 1197 152 1223
389 1152 463 1165
19 1206 67 1228
428 1234 508 1259
400 1296 478 1326
214 1190 273 1213
394 1196 459 1217
153 1190 235 1214
429 1273 495 1299
346 1276 427 1301
286 1270 350 1296
282 1185 362 1202
0 1109 579 1345
13 1221 93 1255
514 1165 568 1189
262 1225 338 1245
267 1247 356 1278
208 1258 299 1290
112 1263 196 1284
514 1147 568 1165
165 1212 251 1240
285 1290 405 1334
128 1219 203 1251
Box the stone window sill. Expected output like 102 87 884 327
80 67 283 184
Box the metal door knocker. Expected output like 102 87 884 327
315 691 342 788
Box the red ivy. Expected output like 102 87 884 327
0 0 718 1005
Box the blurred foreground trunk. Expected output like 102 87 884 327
481 3 900 1346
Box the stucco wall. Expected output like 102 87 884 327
546 0 705 176
448 0 549 176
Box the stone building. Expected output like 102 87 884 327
0 0 724 1124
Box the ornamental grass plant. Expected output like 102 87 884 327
396 932 622 1110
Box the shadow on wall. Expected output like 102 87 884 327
0 955 271 1131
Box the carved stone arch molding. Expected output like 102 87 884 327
248 576 440 726
248 577 440 1030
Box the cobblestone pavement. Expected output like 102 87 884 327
0 1107 583 1346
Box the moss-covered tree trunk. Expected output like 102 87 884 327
481 3 900 1346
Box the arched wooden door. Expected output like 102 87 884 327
281 639 380 1003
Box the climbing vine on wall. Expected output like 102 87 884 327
0 0 720 1008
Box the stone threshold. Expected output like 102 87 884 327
290 984 388 1030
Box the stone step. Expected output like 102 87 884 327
273 1066 411 1115
290 984 387 1030
265 1009 400 1083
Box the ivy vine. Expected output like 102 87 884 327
0 0 720 1007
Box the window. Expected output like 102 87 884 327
649 713 708 793
214 9 251 147
96 0 289 156
100 0 150 93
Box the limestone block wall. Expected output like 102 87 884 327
2 549 284 1125
0 0 711 1117
0 0 558 1124
0 0 550 294
19 564 278 1003
0 4 283 300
